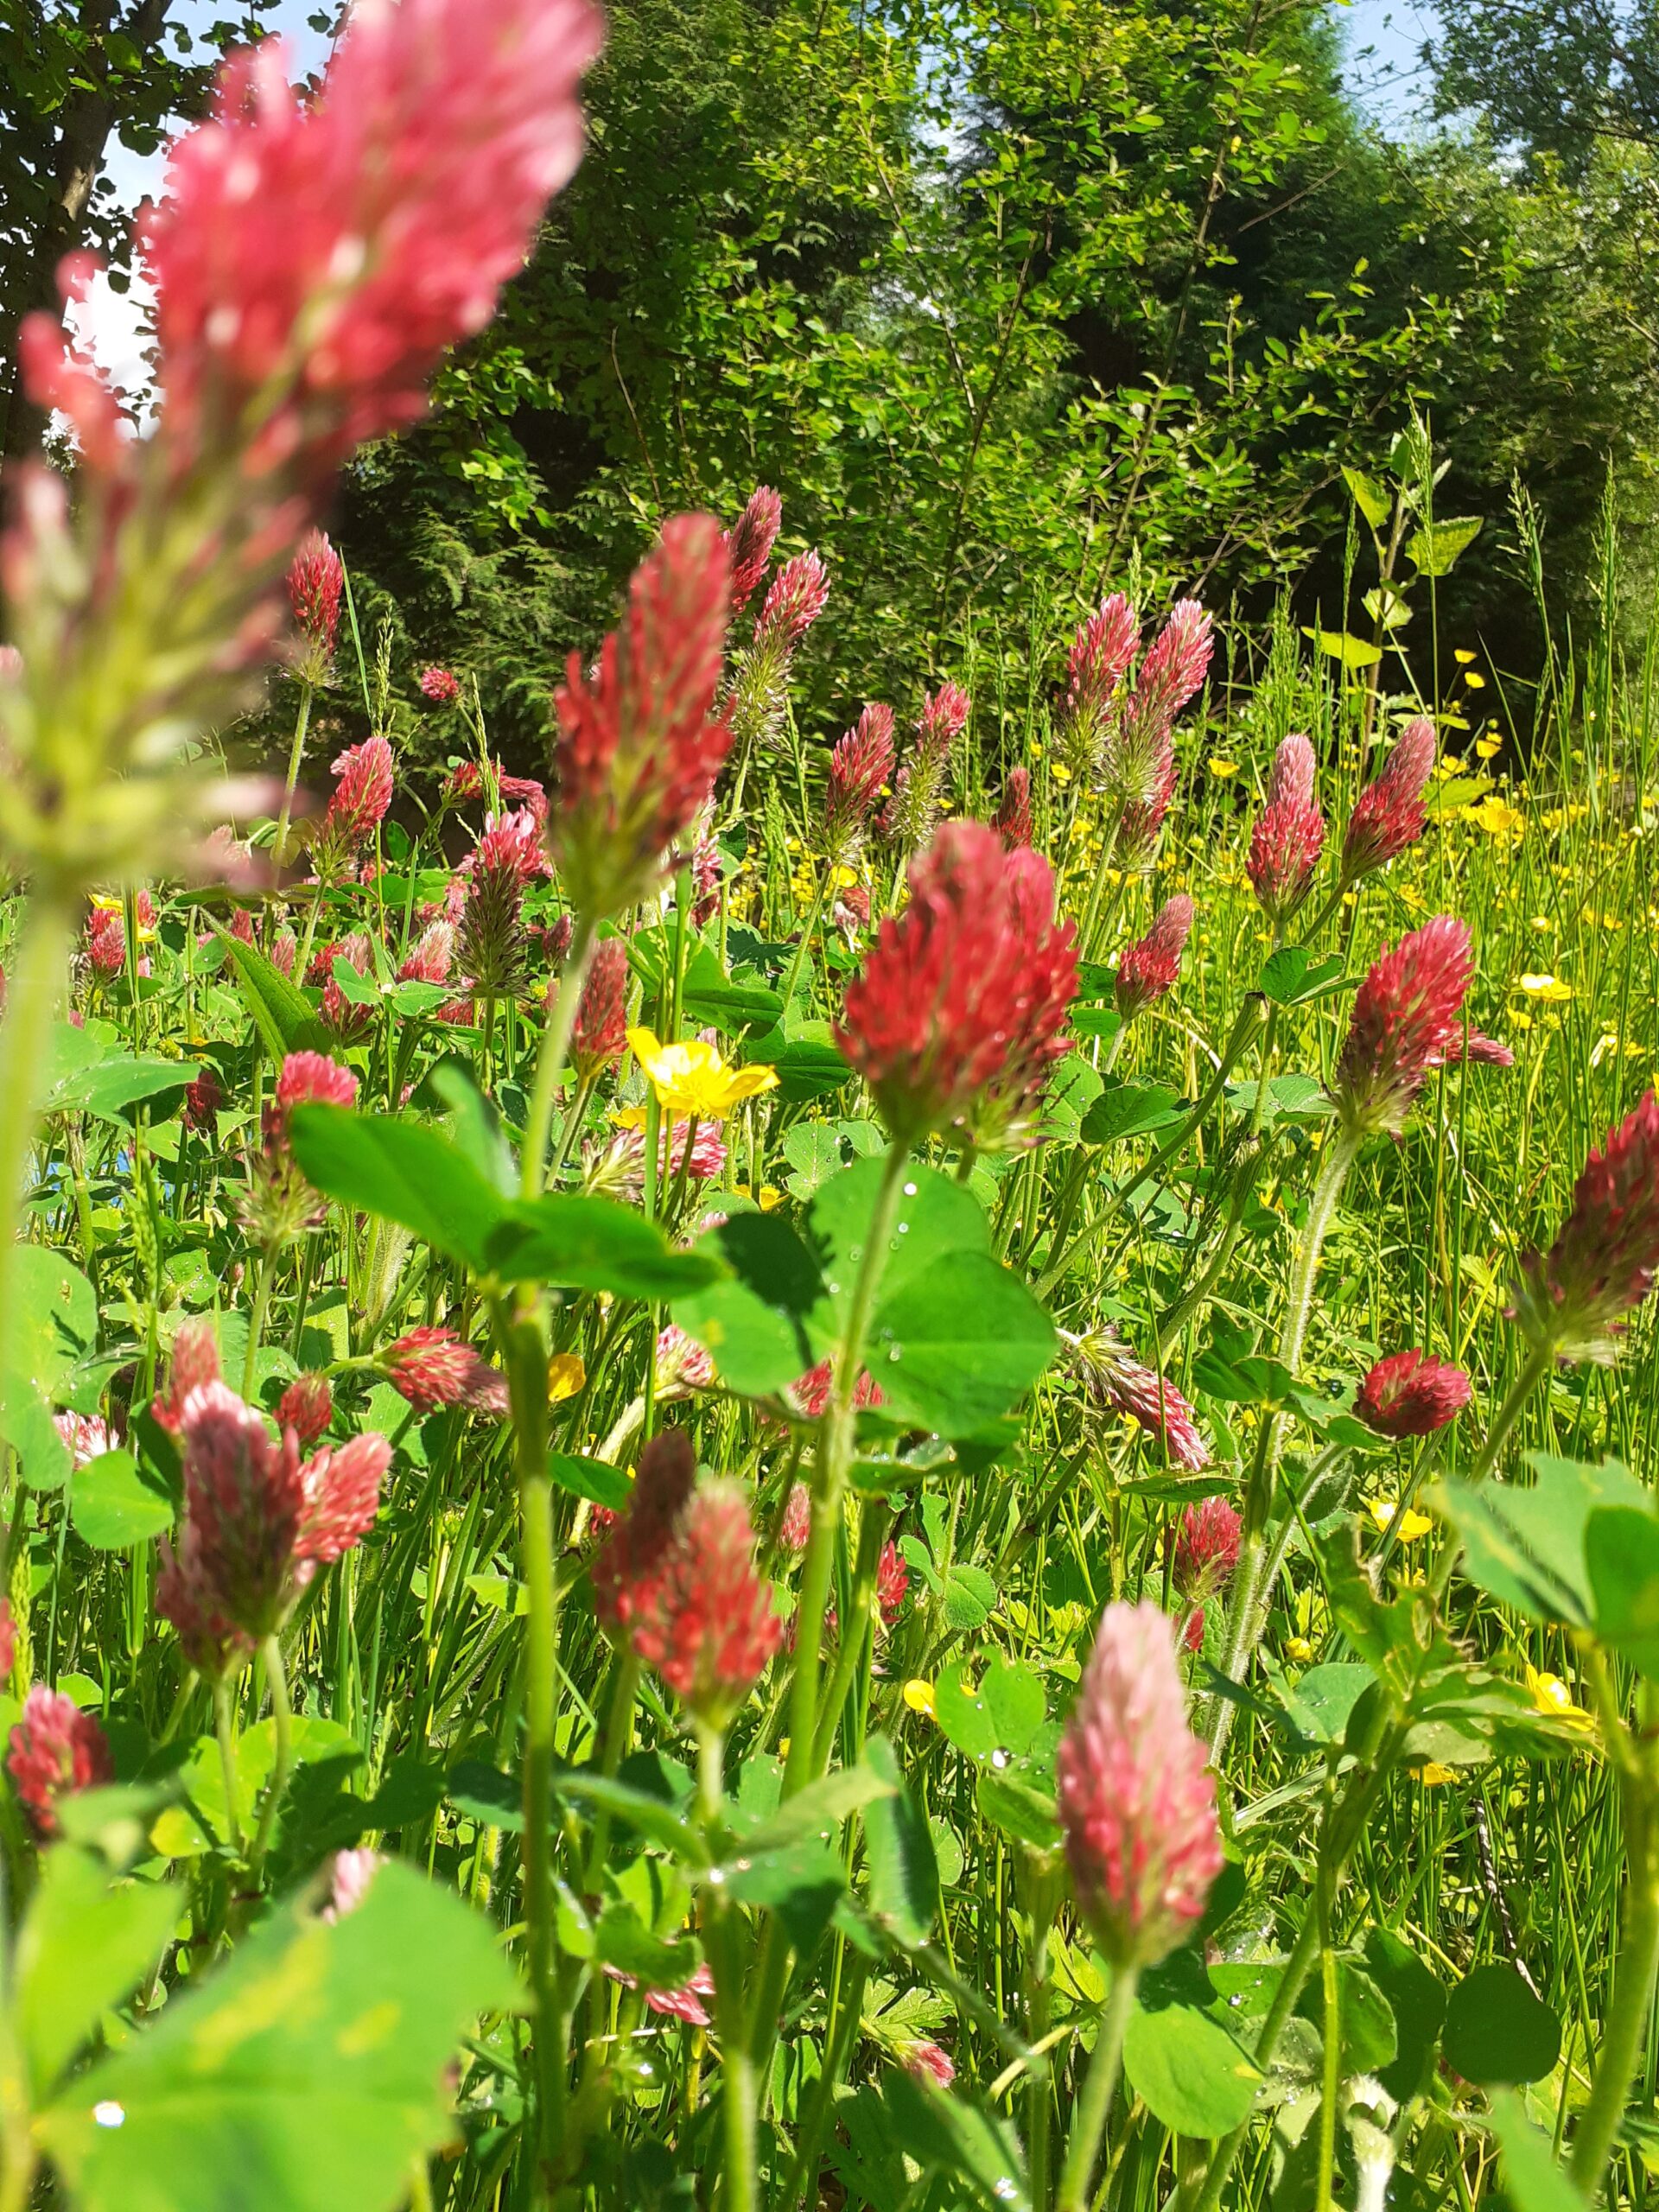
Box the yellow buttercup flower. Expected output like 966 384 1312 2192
1517 974 1573 1002
1470 796 1523 838
547 1353 586 1402
758 1184 784 1211
1463 670 1487 690
1476 736 1501 760
1525 1662 1595 1734
626 1028 779 1121
1207 756 1238 778
1453 648 1478 665
1284 1636 1314 1664
904 1679 938 1720
1415 1761 1458 1786
1367 1498 1433 1543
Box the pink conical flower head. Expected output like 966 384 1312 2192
823 703 895 867
1168 1497 1242 1596
7 1688 114 1837
1058 594 1139 775
722 486 782 615
1057 1600 1224 1967
838 821 1077 1146
552 514 734 919
995 766 1033 849
570 935 632 1082
629 1480 783 1726
1115 894 1194 1020
1342 717 1437 884
1356 1349 1471 1436
1328 915 1473 1138
1514 1090 1659 1363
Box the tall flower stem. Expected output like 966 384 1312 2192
784 1139 910 1796
1056 1963 1138 2212
0 896 72 1357
1209 1125 1360 1758
213 1673 245 1856
522 913 597 1199
696 1725 755 2212
1427 1342 1552 1602
246 1635 291 1880
272 681 314 876
495 1295 565 2184
1036 997 1261 1298
1571 1692 1659 2198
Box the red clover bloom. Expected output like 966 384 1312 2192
1327 916 1474 1140
1116 894 1194 1020
837 820 1077 1145
1057 1601 1223 1967
1341 717 1437 884
552 514 734 918
722 486 783 616
8 1688 114 1837
1356 1350 1471 1436
1514 1089 1659 1363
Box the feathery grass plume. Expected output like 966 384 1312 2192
838 820 1077 1145
1355 1350 1471 1435
1116 893 1194 1020
1341 717 1437 885
1513 1089 1659 1363
551 515 734 920
1327 916 1474 1139
1057 1600 1223 1967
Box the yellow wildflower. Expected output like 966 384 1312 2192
1415 1762 1459 1786
1453 648 1478 665
1207 756 1238 778
1284 1636 1314 1664
1470 796 1523 838
904 1679 938 1721
758 1184 784 1211
547 1353 586 1402
626 1028 779 1121
1517 974 1573 1002
1476 736 1501 760
1463 671 1487 690
1525 1662 1595 1734
1367 1498 1433 1543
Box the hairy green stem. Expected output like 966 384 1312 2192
0 897 71 1357
1571 1742 1659 2198
496 1297 566 2185
784 1138 911 1796
1056 1963 1137 2212
246 1636 291 1880
522 913 597 1200
272 682 314 876
213 1673 245 1856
